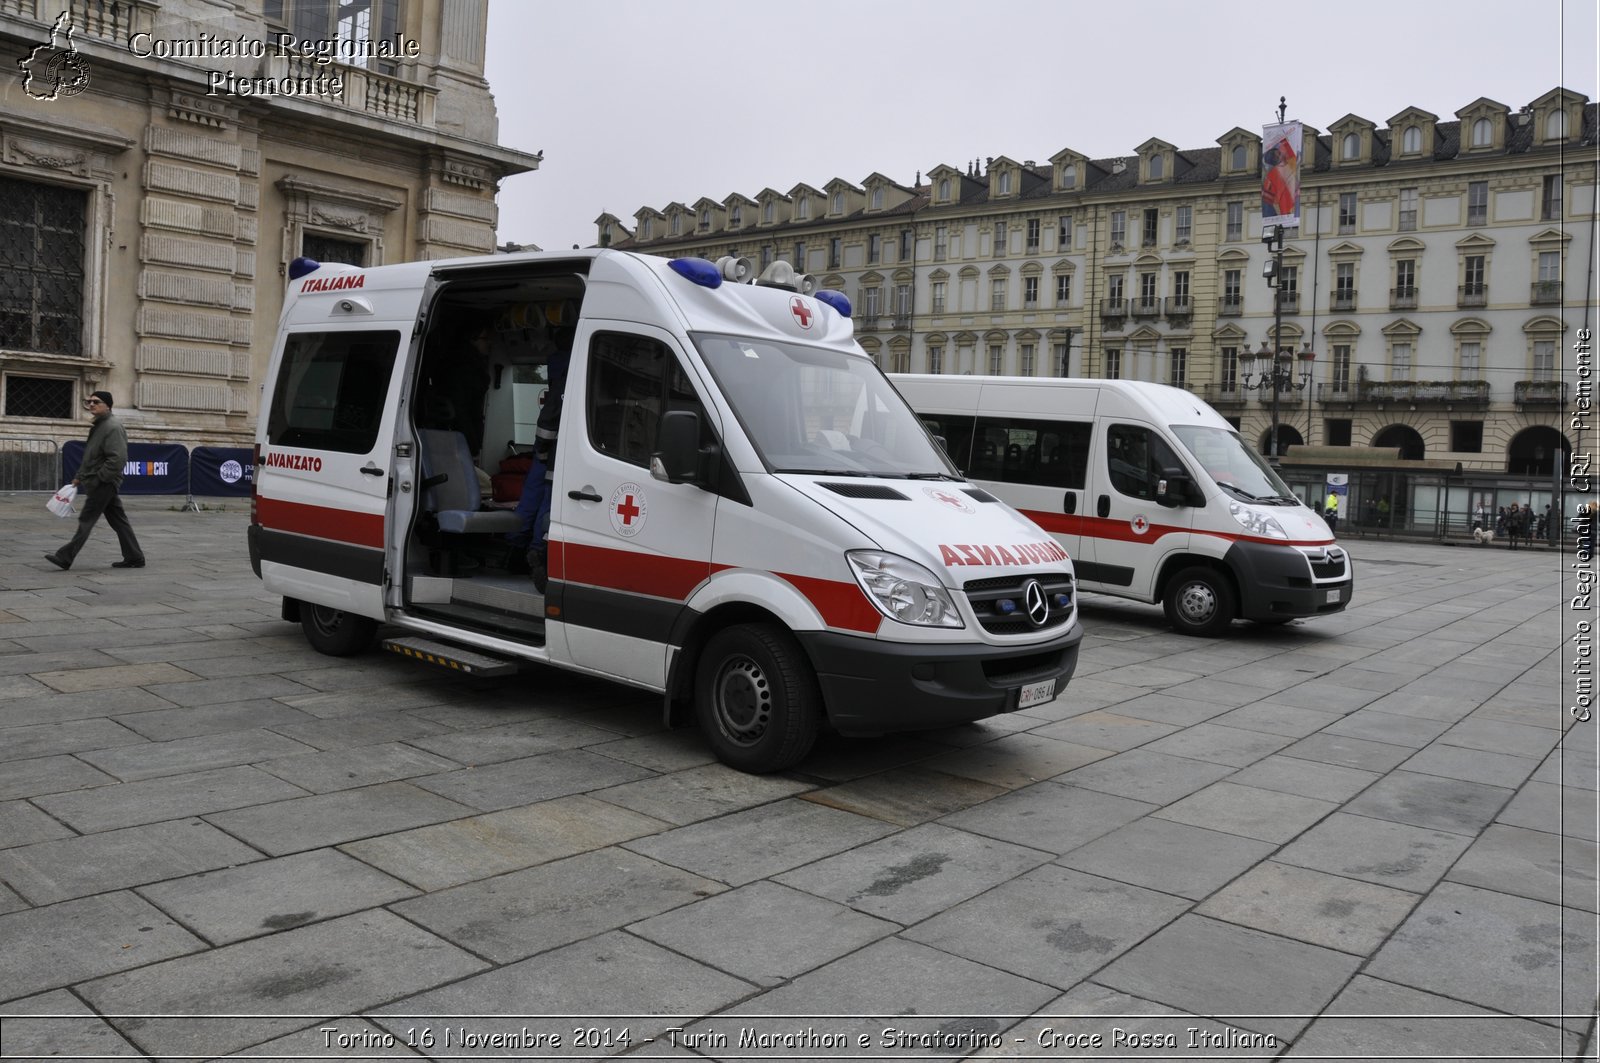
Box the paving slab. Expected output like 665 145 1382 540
1225 754 1381 803
403 716 626 765
592 762 814 826
33 765 310 833
1194 860 1419 955
937 780 1156 855
1397 741 1542 789
1095 914 1363 1041
77 727 318 782
797 765 1007 826
0 716 147 762
628 881 898 987
1320 708 1455 748
1364 882 1596 1031
1138 721 1296 767
1497 780 1599 841
136 848 419 945
110 698 320 742
30 661 198 693
1057 817 1276 900
1207 702 1345 738
1444 823 1599 912
204 781 477 855
0 891 204 1002
75 909 488 1060
0 799 76 849
623 798 896 887
0 754 117 801
1050 748 1235 805
1276 731 1417 772
904 865 1190 990
1341 769 1516 835
340 794 669 891
919 731 1117 788
409 748 656 810
0 989 143 1059
1153 781 1337 844
773 822 1053 924
1029 710 1181 752
390 847 726 964
0 817 261 905
1437 716 1567 759
254 741 461 793
1274 812 1475 892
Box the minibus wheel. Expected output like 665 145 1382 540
695 624 820 772
1163 567 1235 638
300 602 378 657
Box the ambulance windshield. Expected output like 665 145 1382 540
1169 425 1299 504
693 333 958 478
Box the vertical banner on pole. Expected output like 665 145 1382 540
1262 121 1303 229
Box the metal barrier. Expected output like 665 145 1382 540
0 437 62 492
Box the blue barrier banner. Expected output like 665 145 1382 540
190 446 255 496
62 441 190 495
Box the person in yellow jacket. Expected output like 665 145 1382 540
1323 490 1339 533
45 391 145 570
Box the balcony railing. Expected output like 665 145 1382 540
1276 292 1300 313
1515 379 1568 405
1531 281 1563 305
1101 298 1128 318
1389 286 1418 310
1331 290 1358 311
891 314 912 329
1218 297 1243 317
857 315 879 331
1164 297 1192 318
274 53 438 125
1132 298 1161 317
1458 284 1488 308
1357 380 1491 406
1317 383 1356 403
1199 384 1246 406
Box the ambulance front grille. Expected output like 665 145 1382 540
963 573 1075 635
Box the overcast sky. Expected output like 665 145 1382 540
484 0 1598 252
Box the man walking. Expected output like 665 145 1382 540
1323 489 1339 534
45 391 145 570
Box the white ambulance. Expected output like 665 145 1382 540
893 376 1353 637
249 251 1082 772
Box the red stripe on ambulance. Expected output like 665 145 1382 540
255 497 383 549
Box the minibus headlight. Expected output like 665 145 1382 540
846 551 965 628
1228 501 1289 539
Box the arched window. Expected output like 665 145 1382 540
1231 144 1246 170
1471 117 1492 146
1547 109 1569 140
1149 155 1164 179
1343 132 1360 160
871 186 883 209
1060 166 1076 190
1402 126 1421 154
832 192 844 213
938 177 950 200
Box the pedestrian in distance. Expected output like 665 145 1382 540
45 391 145 571
1520 503 1536 547
1323 490 1339 534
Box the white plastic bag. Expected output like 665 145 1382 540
46 483 77 518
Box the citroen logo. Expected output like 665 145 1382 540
1023 579 1049 627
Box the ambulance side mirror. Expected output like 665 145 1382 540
651 410 706 485
1156 467 1195 508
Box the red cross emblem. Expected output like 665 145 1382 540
616 494 640 525
1131 514 1150 535
790 296 813 330
609 481 647 537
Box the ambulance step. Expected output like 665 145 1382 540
382 637 518 677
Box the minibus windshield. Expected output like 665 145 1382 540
1170 425 1299 504
693 333 958 478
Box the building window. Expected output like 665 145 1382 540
797 197 809 220
931 280 947 314
0 176 88 356
1393 259 1416 306
1334 262 1356 309
272 0 401 72
1451 421 1483 452
641 217 652 239
1110 211 1126 248
1054 274 1072 306
831 192 844 214
3 374 74 418
1060 166 1076 190
730 206 742 228
1460 340 1481 377
1543 175 1563 220
1169 347 1187 387
871 187 883 210
938 177 950 201
1280 264 1299 306
899 229 912 261
1023 275 1039 308
1231 144 1246 171
861 286 881 321
867 234 880 264
1326 418 1353 446
762 202 774 224
1462 255 1485 304
302 232 366 266
1342 132 1360 160
928 346 944 374
894 284 911 323
934 226 948 261
1465 181 1488 226
1331 344 1351 392
1026 218 1040 252
1175 206 1192 244
1171 270 1190 307
1533 339 1555 380
1020 344 1035 377
1391 341 1413 379
1220 346 1238 390
1401 125 1421 154
890 348 909 373
1142 208 1158 247
1338 191 1356 234
794 241 806 268
1149 155 1164 180
1398 188 1417 231
828 238 840 269
1547 109 1569 140
1471 118 1492 147
1054 341 1070 376
1106 274 1125 303
989 344 1004 374
1138 272 1158 311
993 221 1007 257
1058 214 1072 247
998 171 1012 195
760 244 773 269
1104 348 1121 379
1222 269 1242 313
699 209 711 231
1225 201 1243 241
990 278 1007 311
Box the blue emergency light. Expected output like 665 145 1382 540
668 258 723 289
288 257 320 280
813 290 852 318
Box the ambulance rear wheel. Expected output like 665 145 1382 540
1163 567 1235 638
300 602 378 657
696 624 820 773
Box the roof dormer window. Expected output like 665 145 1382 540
730 206 742 227
1342 132 1360 160
1149 155 1164 180
763 201 774 223
699 208 711 231
998 170 1011 195
832 191 844 214
1230 145 1246 170
1547 109 1569 140
871 186 883 210
1471 118 1492 147
671 214 681 235
938 177 951 201
641 217 652 239
798 197 810 219
1401 126 1421 154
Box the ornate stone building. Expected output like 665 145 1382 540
0 0 537 449
603 87 1595 478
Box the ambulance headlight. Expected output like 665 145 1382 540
846 550 964 628
1228 500 1289 539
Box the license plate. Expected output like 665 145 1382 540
1018 679 1056 708
1325 588 1341 604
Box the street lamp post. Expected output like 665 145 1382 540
1239 331 1316 457
1260 222 1286 458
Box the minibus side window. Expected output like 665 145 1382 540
968 416 1089 489
588 331 710 467
918 416 974 472
1106 423 1188 501
266 330 400 453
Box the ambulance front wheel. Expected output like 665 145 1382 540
696 624 820 773
1163 567 1236 638
300 602 378 657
